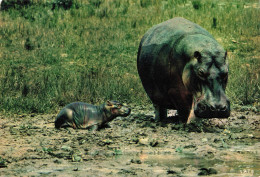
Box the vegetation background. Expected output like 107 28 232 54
0 0 259 114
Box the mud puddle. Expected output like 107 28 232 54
141 148 259 176
0 106 259 176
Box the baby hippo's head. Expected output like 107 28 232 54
105 101 131 117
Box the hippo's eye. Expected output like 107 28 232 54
198 69 208 78
116 104 122 109
194 51 202 63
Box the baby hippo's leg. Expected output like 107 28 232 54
55 108 74 128
87 124 99 131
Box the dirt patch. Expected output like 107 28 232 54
0 107 259 176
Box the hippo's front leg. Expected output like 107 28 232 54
154 104 167 121
186 101 198 124
87 124 99 131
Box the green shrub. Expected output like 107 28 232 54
167 0 187 6
85 5 95 16
24 37 35 51
140 0 151 8
88 0 103 8
1 0 33 10
52 0 80 10
96 6 108 18
212 17 217 29
192 0 202 10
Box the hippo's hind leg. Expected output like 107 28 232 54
154 104 167 121
55 108 73 128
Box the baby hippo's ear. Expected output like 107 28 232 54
106 100 113 106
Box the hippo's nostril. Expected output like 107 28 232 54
220 106 227 112
210 105 216 111
198 103 206 111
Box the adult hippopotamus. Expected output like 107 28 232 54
55 101 131 130
137 17 230 123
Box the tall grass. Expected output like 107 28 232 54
0 0 259 114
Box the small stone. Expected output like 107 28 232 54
130 159 142 164
247 134 254 138
61 145 72 151
238 115 246 119
184 144 196 149
198 168 217 175
0 157 7 168
202 138 208 142
72 154 82 162
149 139 159 147
131 137 139 144
139 138 149 145
167 169 178 174
79 140 86 145
53 159 62 164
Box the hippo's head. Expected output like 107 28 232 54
182 37 230 119
104 101 131 118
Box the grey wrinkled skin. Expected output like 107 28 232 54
137 17 230 123
55 101 131 130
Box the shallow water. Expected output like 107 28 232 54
142 153 259 176
113 141 260 176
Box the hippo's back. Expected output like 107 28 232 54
65 102 94 111
140 17 214 47
55 102 100 129
67 102 99 128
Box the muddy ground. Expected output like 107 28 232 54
0 105 259 177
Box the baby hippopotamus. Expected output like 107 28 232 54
55 101 131 130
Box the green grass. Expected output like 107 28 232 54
0 0 259 114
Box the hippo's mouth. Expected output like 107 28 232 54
193 94 230 119
119 108 131 117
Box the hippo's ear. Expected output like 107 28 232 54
194 51 202 63
223 50 228 63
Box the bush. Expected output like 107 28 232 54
192 0 202 10
96 6 108 18
24 37 35 51
212 17 217 29
1 0 33 10
88 0 103 8
140 0 152 8
52 0 80 10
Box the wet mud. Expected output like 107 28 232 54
0 105 259 176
